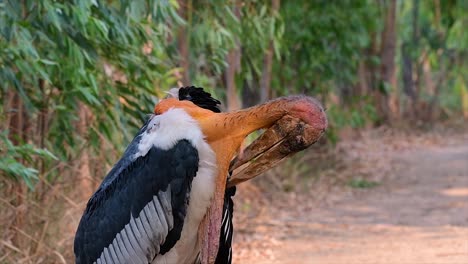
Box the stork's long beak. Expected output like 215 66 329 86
155 95 327 264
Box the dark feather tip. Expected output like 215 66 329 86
178 86 221 113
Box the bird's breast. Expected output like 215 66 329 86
153 124 217 264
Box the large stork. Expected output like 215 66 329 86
74 87 327 264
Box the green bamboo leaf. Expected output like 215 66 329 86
39 59 58 65
77 87 100 106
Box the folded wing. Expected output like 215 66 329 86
74 137 199 264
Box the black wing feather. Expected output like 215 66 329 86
74 139 199 264
215 186 236 264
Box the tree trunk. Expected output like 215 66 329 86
225 1 241 111
260 0 280 103
357 60 370 97
401 44 413 100
39 79 49 173
426 55 454 120
177 0 191 86
434 0 441 30
401 43 418 119
7 92 28 247
3 89 16 131
379 0 398 122
9 93 23 145
226 49 241 111
241 80 260 108
366 31 380 106
259 47 273 103
76 102 94 199
460 77 468 119
424 0 446 121
423 58 435 96
412 0 423 118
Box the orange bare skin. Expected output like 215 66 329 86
154 96 327 264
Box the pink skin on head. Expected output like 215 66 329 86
289 97 328 132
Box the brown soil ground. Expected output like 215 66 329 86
1 128 466 264
232 129 468 264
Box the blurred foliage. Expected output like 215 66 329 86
329 98 378 129
274 0 379 94
398 0 468 112
1 0 467 189
0 131 57 190
0 0 181 187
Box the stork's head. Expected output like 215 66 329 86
154 87 327 183
155 87 326 143
154 86 327 263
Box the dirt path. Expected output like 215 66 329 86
233 138 468 263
